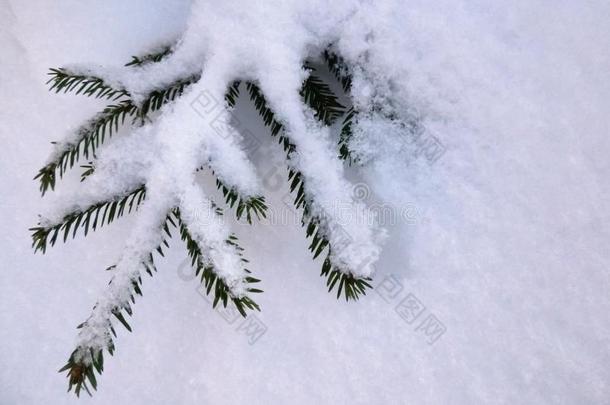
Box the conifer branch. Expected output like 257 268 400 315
37 73 199 195
59 211 177 397
246 83 371 300
35 101 137 195
214 178 267 224
59 212 173 397
30 185 146 253
198 160 268 225
80 163 95 182
124 45 173 67
322 49 360 163
59 256 154 397
301 66 345 125
59 348 102 398
321 255 373 301
323 49 352 92
205 77 267 224
338 107 356 164
287 169 371 301
37 40 382 399
225 80 241 108
136 74 199 120
321 48 358 163
245 82 286 138
174 209 262 316
47 68 130 100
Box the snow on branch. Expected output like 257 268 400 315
177 182 253 297
61 195 173 396
33 0 444 395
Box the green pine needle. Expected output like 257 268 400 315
300 66 346 125
35 101 137 195
36 76 199 195
338 107 356 164
323 49 352 92
246 80 371 301
215 178 267 224
174 209 262 316
31 186 146 254
47 68 130 100
59 245 165 396
225 80 241 108
124 45 173 67
59 211 173 397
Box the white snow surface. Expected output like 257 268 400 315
1 0 610 404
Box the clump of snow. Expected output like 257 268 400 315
178 183 250 295
75 180 174 355
40 125 155 225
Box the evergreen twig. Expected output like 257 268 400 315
36 74 199 195
246 82 371 300
35 101 137 195
124 45 173 67
174 209 262 316
300 64 345 125
323 49 352 92
215 178 267 224
31 186 146 253
338 107 356 164
47 68 130 100
59 211 173 397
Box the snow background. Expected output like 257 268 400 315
1 0 610 403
